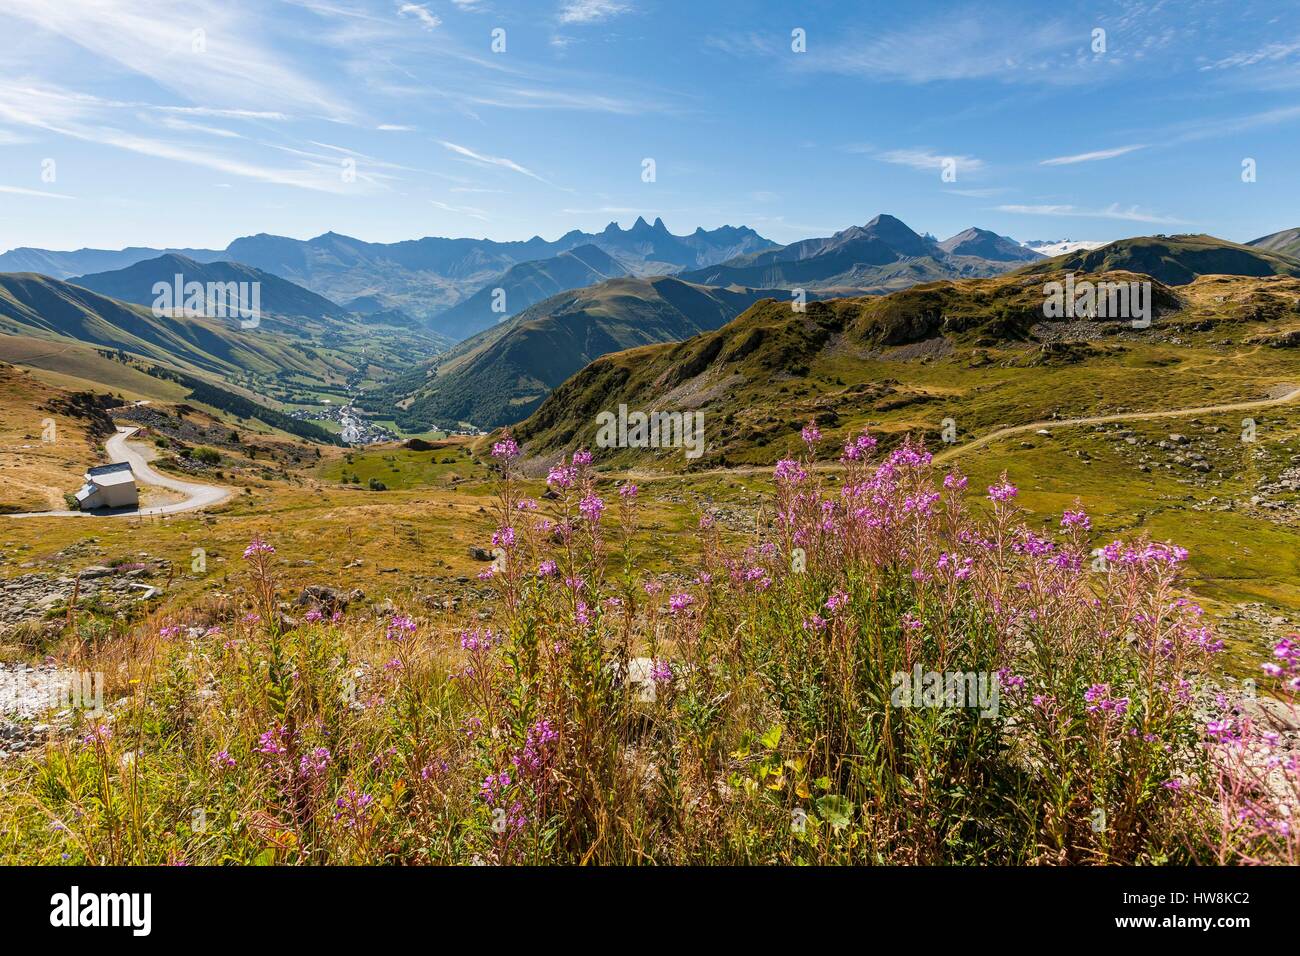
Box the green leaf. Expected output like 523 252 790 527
760 724 783 750
817 794 854 832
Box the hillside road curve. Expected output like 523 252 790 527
5 427 232 519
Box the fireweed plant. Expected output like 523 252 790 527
1 427 1295 864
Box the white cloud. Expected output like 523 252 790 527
788 14 1077 84
0 81 365 193
995 203 1188 225
1200 40 1300 71
151 115 244 138
947 187 1007 198
154 106 289 120
397 3 441 30
874 148 986 173
430 198 489 221
439 140 549 183
560 206 646 215
2 0 352 120
559 1 631 25
0 184 75 200
1040 145 1146 166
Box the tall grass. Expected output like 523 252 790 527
1 427 1294 865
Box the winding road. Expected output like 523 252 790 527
615 383 1300 482
6 427 232 519
932 384 1300 464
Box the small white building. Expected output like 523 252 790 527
75 462 139 510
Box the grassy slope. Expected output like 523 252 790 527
1015 234 1300 285
0 364 112 512
364 276 799 431
512 272 1295 465
0 334 190 402
1248 226 1300 258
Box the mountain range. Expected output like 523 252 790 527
1015 234 1300 285
356 216 1047 430
71 254 353 325
0 219 776 340
430 243 630 340
1249 227 1300 258
7 216 1300 451
679 216 1041 295
0 269 445 421
511 254 1300 467
357 275 807 431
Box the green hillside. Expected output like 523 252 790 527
431 243 630 340
0 272 444 426
511 270 1300 471
359 275 806 431
1249 226 1300 258
1016 234 1300 285
71 254 351 323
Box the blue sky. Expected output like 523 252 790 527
1 0 1299 252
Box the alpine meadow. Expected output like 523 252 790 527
0 0 1298 928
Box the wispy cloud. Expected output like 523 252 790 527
947 187 1007 198
0 184 74 200
152 106 289 120
0 81 367 193
995 203 1188 225
3 0 353 120
561 206 646 215
1165 104 1300 143
1041 144 1146 166
873 148 986 174
150 115 245 138
559 1 631 25
1200 39 1300 71
786 13 1079 85
397 2 441 31
430 198 489 221
439 140 549 183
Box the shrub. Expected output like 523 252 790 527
2 426 1290 866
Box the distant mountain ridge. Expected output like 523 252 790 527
71 254 351 323
1 219 777 339
680 215 1036 293
940 227 1043 262
358 275 806 431
1249 226 1300 258
354 215 1042 429
1015 233 1300 285
0 245 228 278
0 271 447 427
428 243 630 339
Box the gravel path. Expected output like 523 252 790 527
4 426 231 519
